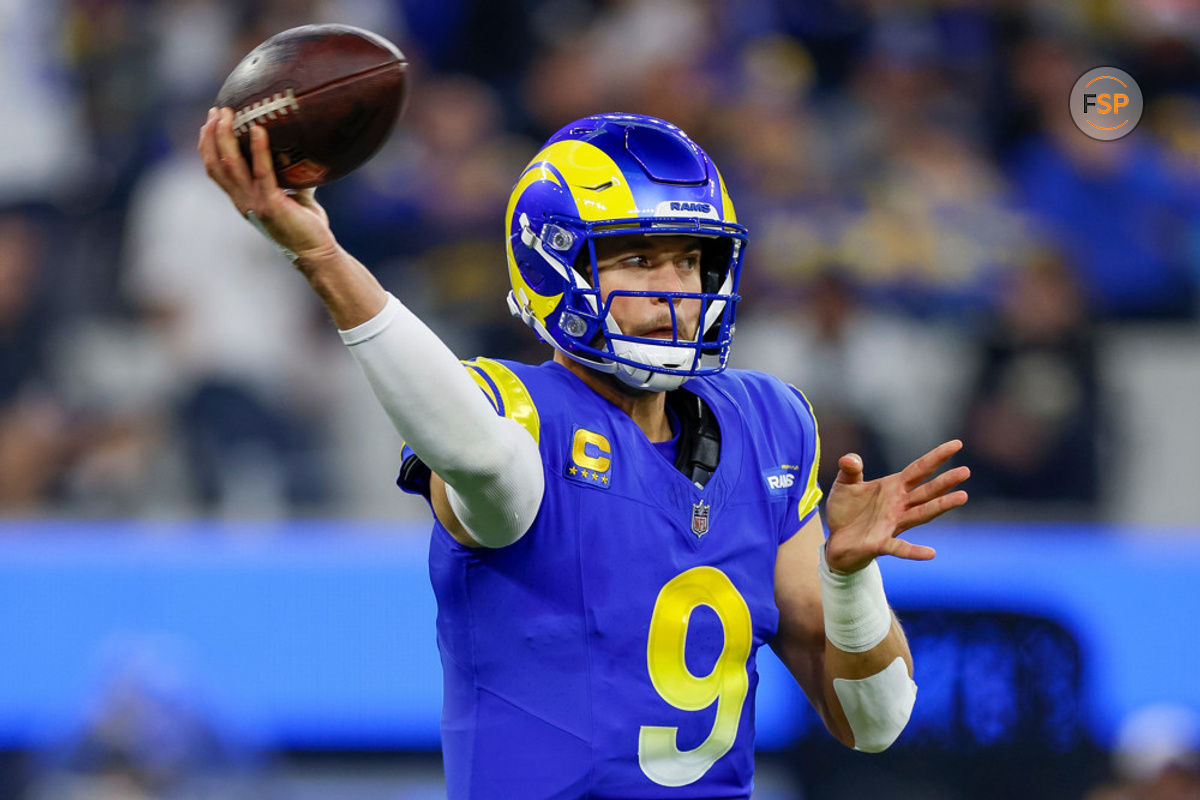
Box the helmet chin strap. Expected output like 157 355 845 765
610 337 693 392
613 363 687 392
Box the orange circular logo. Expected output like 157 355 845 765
1070 67 1143 141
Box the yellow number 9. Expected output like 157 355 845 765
638 566 752 787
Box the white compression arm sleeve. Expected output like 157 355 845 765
339 293 544 547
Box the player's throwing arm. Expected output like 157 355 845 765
197 39 544 550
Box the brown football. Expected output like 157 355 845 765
215 24 407 189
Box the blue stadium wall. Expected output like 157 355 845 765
0 521 1195 753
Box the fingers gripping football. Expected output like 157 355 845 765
199 108 254 209
198 108 336 262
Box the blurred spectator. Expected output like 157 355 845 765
325 73 539 360
150 0 238 105
837 116 1033 316
721 39 1035 319
1086 704 1200 800
120 103 339 515
734 267 971 487
0 207 73 510
0 205 184 515
29 638 265 800
0 0 90 205
1148 94 1200 177
443 0 596 112
520 0 716 141
0 0 1194 521
960 249 1104 513
1006 35 1200 319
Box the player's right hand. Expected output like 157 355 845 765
198 107 338 263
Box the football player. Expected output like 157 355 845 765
198 107 969 799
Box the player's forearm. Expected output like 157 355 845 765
818 548 918 752
826 616 911 680
294 243 389 330
816 621 913 750
298 247 520 484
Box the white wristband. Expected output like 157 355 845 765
818 543 893 653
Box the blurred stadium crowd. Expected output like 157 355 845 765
4 3 1200 798
2 0 1200 522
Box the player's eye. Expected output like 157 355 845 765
678 253 701 271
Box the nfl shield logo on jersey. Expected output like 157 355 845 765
691 500 710 537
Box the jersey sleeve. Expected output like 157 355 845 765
459 357 542 444
781 383 822 542
397 357 542 500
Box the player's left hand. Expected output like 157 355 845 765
823 439 968 575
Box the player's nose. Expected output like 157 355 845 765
648 260 686 299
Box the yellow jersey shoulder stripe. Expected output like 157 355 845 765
462 358 541 444
789 384 823 521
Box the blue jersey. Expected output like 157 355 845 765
401 359 821 800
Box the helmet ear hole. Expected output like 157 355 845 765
701 239 734 294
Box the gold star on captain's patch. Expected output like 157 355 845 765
568 466 577 475
601 475 608 484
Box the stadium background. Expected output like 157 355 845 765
2 0 1200 797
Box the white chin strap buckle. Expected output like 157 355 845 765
611 338 693 391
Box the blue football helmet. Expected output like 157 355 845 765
505 113 747 391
